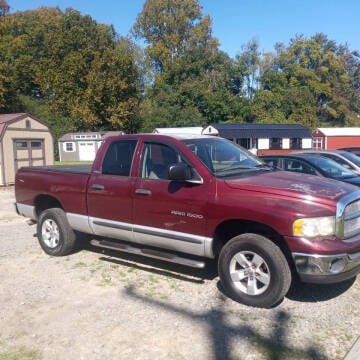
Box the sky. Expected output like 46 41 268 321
8 0 360 58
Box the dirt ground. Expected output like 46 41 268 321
0 186 360 360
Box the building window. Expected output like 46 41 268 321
15 141 28 149
31 141 42 148
269 138 282 150
25 120 31 129
236 138 258 151
290 138 302 149
64 142 75 152
312 137 323 150
237 138 250 149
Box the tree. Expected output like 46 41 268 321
0 7 142 134
134 0 243 129
234 39 261 99
258 34 359 126
0 0 9 16
133 0 218 72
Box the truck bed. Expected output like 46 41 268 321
20 164 93 175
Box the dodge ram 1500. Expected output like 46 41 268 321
15 134 360 307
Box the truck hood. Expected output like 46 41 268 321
224 170 355 202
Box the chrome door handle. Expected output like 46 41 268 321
92 184 105 191
135 188 152 196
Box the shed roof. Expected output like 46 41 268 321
315 128 360 136
212 123 312 139
153 127 204 135
58 131 124 141
0 113 47 139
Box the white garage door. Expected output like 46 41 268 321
79 142 96 161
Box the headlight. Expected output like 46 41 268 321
293 216 335 237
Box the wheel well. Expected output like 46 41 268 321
212 219 294 269
34 195 63 218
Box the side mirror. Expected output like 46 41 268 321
168 163 192 181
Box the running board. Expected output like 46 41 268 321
90 239 206 269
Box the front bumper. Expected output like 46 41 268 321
293 251 360 284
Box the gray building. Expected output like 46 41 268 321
58 131 124 162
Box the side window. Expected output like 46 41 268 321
301 163 316 175
284 159 302 172
263 158 278 168
102 140 137 176
141 143 179 180
283 159 316 174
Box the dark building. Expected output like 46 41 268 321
211 123 313 155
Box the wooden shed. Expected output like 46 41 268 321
0 113 54 186
312 128 360 150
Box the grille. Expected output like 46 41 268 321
340 197 360 241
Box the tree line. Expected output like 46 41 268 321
1 0 360 145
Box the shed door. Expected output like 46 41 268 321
14 139 45 171
79 141 96 161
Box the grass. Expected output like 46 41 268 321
66 255 185 300
0 347 39 360
72 261 87 269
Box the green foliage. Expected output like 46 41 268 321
259 33 359 126
0 346 39 360
0 7 142 136
134 0 244 128
133 0 217 72
234 38 261 99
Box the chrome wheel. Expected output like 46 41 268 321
41 219 60 248
229 251 270 295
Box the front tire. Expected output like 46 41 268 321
218 233 291 308
37 208 76 256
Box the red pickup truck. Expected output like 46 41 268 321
15 134 360 307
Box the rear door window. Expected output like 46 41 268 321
102 140 137 176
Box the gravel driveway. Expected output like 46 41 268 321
0 186 359 360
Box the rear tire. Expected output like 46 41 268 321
218 233 291 308
37 208 76 256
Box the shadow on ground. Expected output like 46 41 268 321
78 236 357 305
79 237 217 282
286 276 356 302
124 284 326 360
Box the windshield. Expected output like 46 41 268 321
181 137 264 177
305 156 356 179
